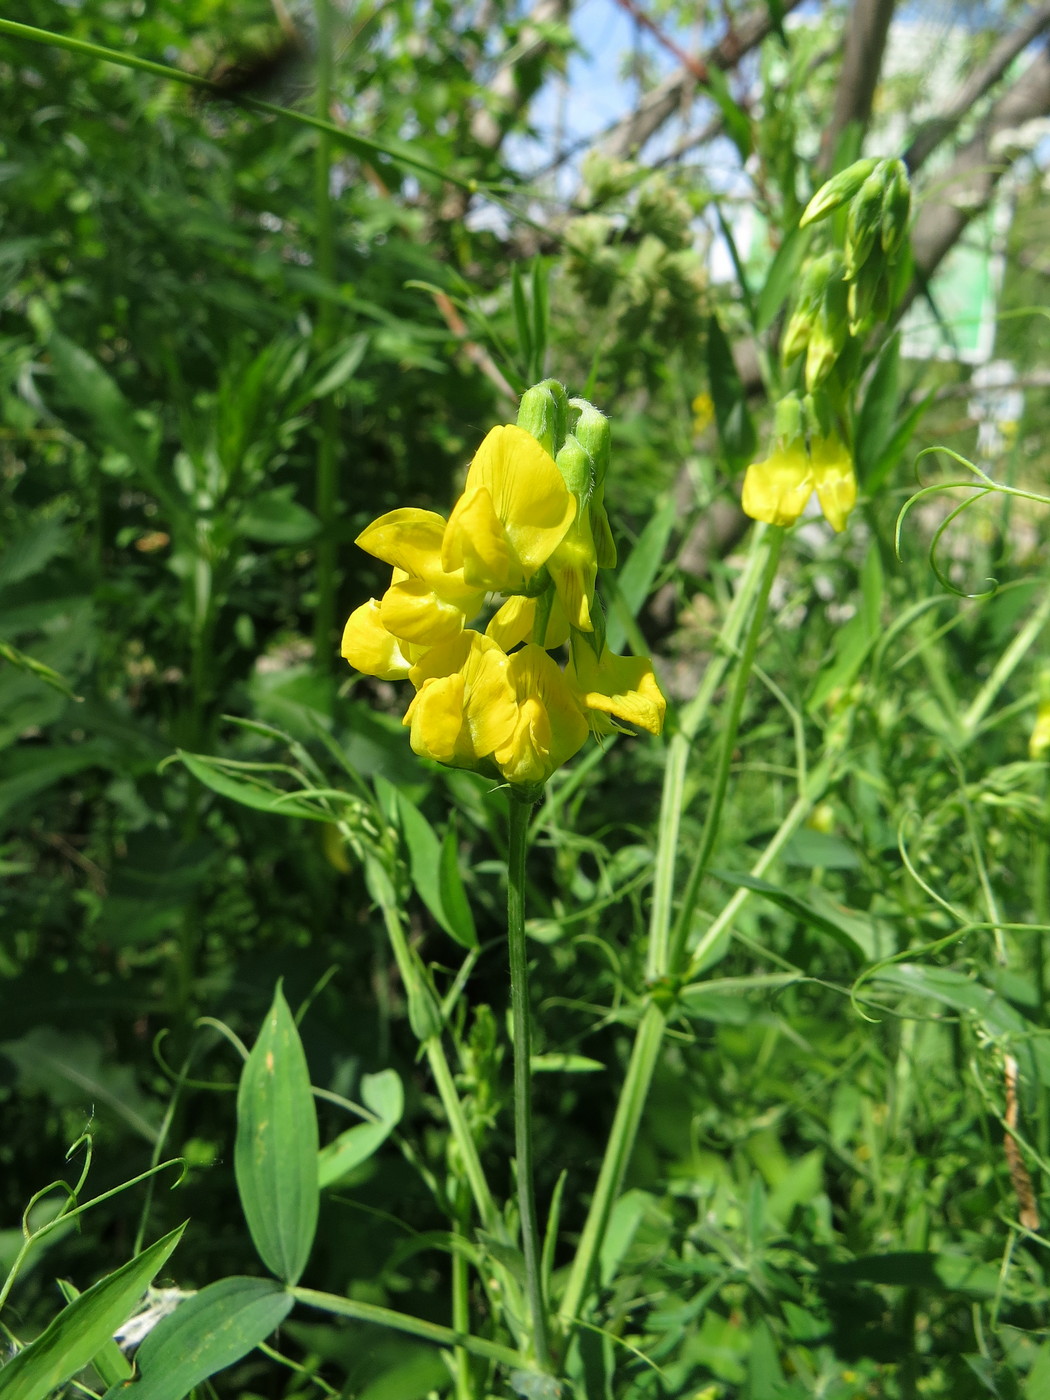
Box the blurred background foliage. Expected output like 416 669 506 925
3 0 1050 1396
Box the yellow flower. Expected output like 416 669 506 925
356 509 485 645
741 441 814 528
485 593 570 651
741 435 857 533
691 392 714 435
809 434 858 533
1030 701 1050 760
485 644 590 786
566 645 666 737
341 597 421 680
404 631 517 770
442 426 577 593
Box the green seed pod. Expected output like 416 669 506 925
844 164 888 280
799 157 881 227
880 158 911 259
517 379 569 458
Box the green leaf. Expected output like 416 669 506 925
869 964 1050 1086
703 68 752 163
807 541 883 712
176 752 330 823
304 333 369 402
822 1250 1037 1302
389 786 476 948
0 519 70 588
238 487 320 544
55 1282 132 1389
48 334 156 471
235 984 319 1284
101 1277 293 1400
604 496 676 655
707 311 756 469
756 223 811 334
0 1225 184 1400
318 1069 404 1188
709 869 870 960
0 743 113 825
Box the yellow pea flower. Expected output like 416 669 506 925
481 644 590 786
741 440 814 528
486 593 570 651
742 434 857 533
341 597 424 680
356 509 485 645
404 631 517 770
566 645 666 737
809 434 858 533
442 426 576 593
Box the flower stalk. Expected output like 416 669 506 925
507 793 552 1371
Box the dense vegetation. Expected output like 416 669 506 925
3 2 1050 1397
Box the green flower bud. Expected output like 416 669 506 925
773 392 805 444
846 259 881 336
799 157 880 227
517 379 569 458
804 275 848 392
880 158 911 259
844 164 888 280
555 433 593 498
568 399 611 489
405 960 444 1042
781 252 840 366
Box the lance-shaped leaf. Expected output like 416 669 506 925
0 1224 184 1400
235 984 319 1284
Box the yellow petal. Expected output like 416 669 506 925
404 673 467 763
442 486 521 591
341 599 414 680
486 595 570 650
491 645 588 785
810 435 858 533
567 646 666 736
547 518 597 632
455 425 576 580
356 509 448 578
381 578 465 644
741 445 813 527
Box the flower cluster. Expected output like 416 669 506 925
342 383 665 791
742 392 857 533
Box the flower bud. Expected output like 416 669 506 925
880 158 911 259
773 392 805 445
517 379 569 458
781 252 840 366
568 399 611 489
555 433 593 498
804 275 848 392
847 259 881 336
800 157 880 228
844 164 888 280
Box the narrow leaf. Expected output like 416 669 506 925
0 1225 184 1400
707 311 756 469
177 752 329 823
235 984 319 1284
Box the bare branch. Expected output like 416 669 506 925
904 1 1050 172
600 0 807 161
908 43 1050 292
818 0 897 173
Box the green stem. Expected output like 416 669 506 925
0 19 478 192
507 796 551 1370
666 526 784 972
647 527 775 980
312 0 340 663
558 1000 666 1328
291 1287 521 1369
451 1186 475 1400
960 586 1050 741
